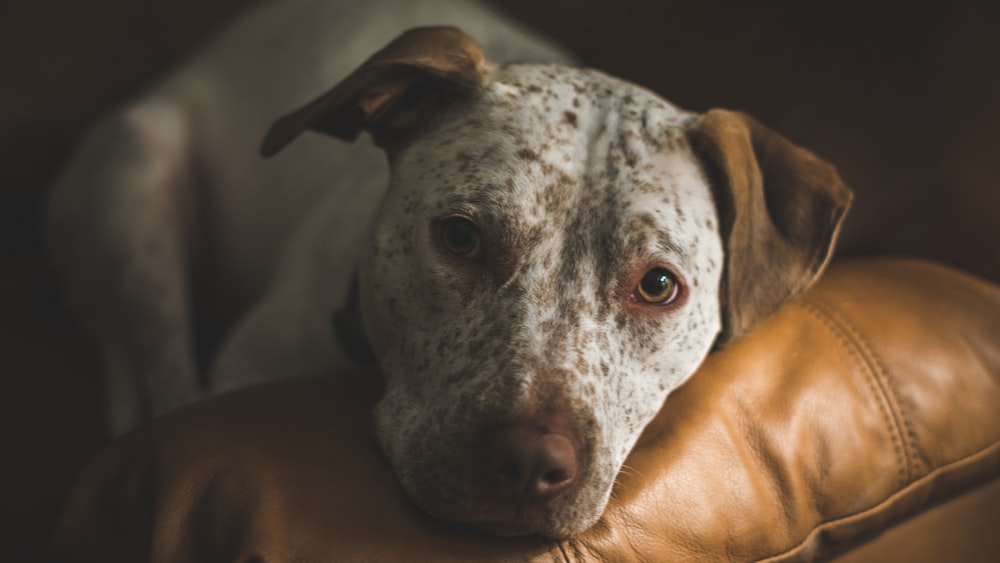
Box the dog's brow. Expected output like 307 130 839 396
627 214 682 254
654 229 684 258
623 222 691 273
649 229 695 274
437 192 504 218
437 195 502 226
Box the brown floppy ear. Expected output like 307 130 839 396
261 26 486 157
687 109 853 346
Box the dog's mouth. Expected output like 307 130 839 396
471 512 569 539
390 451 609 540
419 493 587 540
474 520 538 537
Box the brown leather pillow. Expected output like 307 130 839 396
51 259 1000 562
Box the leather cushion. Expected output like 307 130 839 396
51 259 1000 562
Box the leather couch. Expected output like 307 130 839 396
50 258 1000 562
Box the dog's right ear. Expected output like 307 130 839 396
261 26 486 157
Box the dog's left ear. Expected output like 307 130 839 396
261 26 486 156
688 109 853 346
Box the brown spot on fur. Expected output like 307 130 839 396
563 111 578 128
517 148 539 161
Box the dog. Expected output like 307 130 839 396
46 0 851 539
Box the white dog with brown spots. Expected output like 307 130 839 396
47 0 851 539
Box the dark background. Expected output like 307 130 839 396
2 0 998 559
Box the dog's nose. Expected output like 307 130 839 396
481 421 579 502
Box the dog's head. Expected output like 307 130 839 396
263 27 851 539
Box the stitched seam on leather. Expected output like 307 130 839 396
752 438 1000 563
805 298 923 481
798 301 908 489
824 302 926 478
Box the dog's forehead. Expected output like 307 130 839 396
405 64 706 217
464 63 696 181
484 63 693 144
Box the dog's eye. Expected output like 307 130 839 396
635 268 679 304
442 217 480 256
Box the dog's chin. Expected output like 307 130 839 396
403 481 600 540
469 513 593 540
473 520 539 537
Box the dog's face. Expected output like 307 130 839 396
264 27 851 539
360 64 724 537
